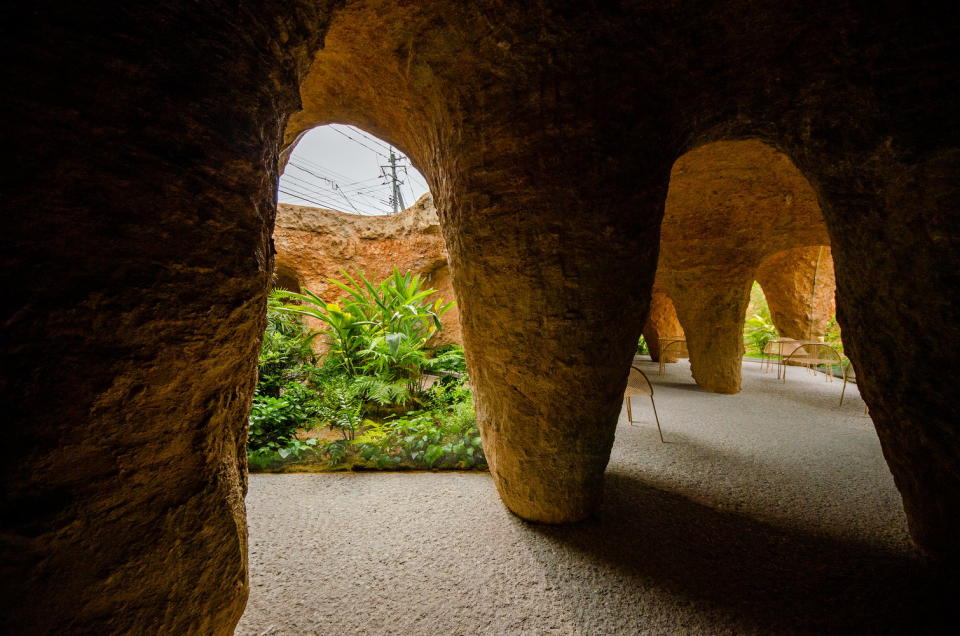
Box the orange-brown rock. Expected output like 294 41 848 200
756 246 836 341
643 289 685 363
4 3 960 633
656 140 830 393
274 194 461 346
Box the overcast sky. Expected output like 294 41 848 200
278 125 429 215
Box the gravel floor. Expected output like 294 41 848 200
236 360 955 635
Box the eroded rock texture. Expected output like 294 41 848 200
643 289 685 363
0 2 338 633
655 141 830 393
3 2 960 632
756 246 836 341
274 194 461 345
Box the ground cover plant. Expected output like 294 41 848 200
247 270 485 472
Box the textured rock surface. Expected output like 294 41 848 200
643 289 685 363
656 140 830 393
756 246 836 340
3 3 960 633
274 193 461 345
0 2 339 633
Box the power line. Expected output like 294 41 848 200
285 163 391 214
344 126 393 152
281 174 350 209
329 126 389 157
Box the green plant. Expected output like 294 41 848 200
315 374 364 440
276 269 453 379
637 335 649 355
248 381 323 451
257 289 317 397
744 313 778 356
824 314 843 353
354 398 485 470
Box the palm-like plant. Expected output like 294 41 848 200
274 269 455 405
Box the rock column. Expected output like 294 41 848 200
0 2 332 632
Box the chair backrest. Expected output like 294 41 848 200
772 337 802 356
660 337 689 359
625 365 653 397
787 343 842 365
763 337 791 355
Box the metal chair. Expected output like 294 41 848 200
763 337 803 378
782 343 843 383
625 365 664 443
657 337 689 376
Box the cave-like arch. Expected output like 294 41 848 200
654 140 830 393
4 3 959 634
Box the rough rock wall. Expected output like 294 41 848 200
642 290 685 363
274 193 461 346
756 246 836 341
4 5 960 633
655 140 830 393
0 2 338 633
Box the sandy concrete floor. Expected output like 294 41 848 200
237 360 954 635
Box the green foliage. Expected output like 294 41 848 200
744 313 779 356
314 374 363 440
257 289 317 397
248 269 480 473
743 282 778 356
824 315 843 353
352 400 485 470
275 269 454 382
422 345 467 375
247 382 322 451
637 335 649 355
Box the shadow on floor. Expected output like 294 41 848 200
523 472 957 634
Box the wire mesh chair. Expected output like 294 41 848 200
657 337 689 376
763 337 803 378
782 343 843 383
625 365 664 443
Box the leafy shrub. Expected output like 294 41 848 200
248 382 322 451
824 315 843 353
744 313 778 356
637 335 649 355
248 269 482 473
352 401 485 470
257 290 316 397
276 269 454 386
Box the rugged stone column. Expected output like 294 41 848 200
441 166 668 521
0 3 333 632
654 141 830 394
643 289 686 363
667 279 753 394
756 246 836 340
806 150 960 560
286 1 678 523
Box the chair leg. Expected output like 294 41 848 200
650 396 665 443
839 376 847 406
626 397 634 425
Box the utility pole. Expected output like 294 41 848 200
382 148 406 214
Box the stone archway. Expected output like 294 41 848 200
654 140 830 394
